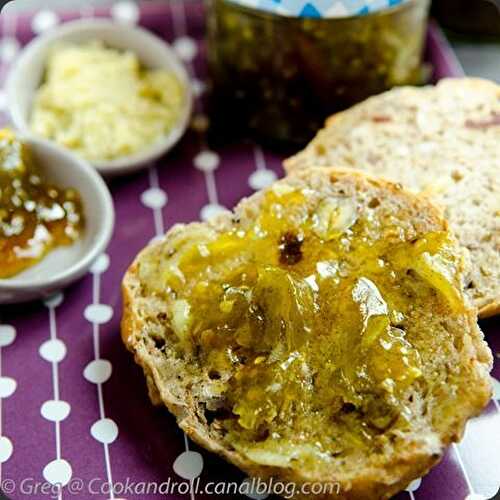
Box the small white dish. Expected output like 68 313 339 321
0 135 114 304
6 19 193 177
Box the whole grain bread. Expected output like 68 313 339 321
285 78 500 317
122 168 492 500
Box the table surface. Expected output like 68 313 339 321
0 2 499 500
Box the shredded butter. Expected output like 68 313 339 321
30 41 184 162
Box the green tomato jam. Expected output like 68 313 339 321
206 0 430 146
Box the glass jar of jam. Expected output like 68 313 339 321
206 0 431 147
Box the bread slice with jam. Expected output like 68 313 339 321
285 78 500 318
122 168 492 500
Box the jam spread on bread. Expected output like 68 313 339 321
0 129 84 278
139 186 465 468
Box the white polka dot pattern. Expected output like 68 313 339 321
141 187 168 209
248 169 277 190
173 450 204 480
173 36 197 62
39 339 67 363
149 234 164 244
91 418 119 444
31 10 60 34
0 377 16 399
84 227 117 488
111 1 140 25
406 478 422 492
84 304 114 324
90 253 110 274
43 292 64 308
41 400 71 422
200 203 227 222
0 325 16 347
84 359 112 384
0 321 14 471
194 151 220 172
40 292 72 492
0 37 20 62
191 79 206 97
43 458 72 486
0 89 7 111
492 377 500 400
0 436 13 463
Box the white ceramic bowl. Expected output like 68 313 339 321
0 135 114 304
6 19 193 177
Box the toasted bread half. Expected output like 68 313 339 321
122 168 492 500
285 78 500 317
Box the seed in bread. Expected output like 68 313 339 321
284 78 500 318
122 168 492 500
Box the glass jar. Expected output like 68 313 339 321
206 0 431 147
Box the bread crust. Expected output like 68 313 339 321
122 168 493 500
478 300 500 318
284 78 500 318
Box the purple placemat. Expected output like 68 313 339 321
0 2 498 499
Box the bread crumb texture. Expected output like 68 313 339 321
122 169 492 500
285 78 500 317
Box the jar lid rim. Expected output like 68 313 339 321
221 0 413 19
